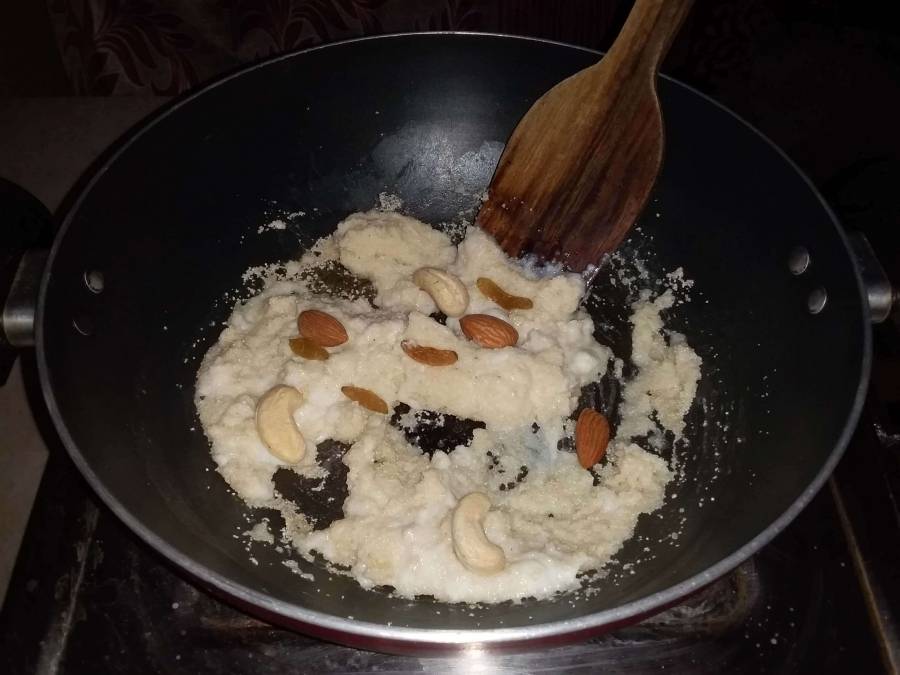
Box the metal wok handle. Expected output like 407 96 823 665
848 231 897 325
0 179 52 384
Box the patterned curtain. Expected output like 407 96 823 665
46 0 628 95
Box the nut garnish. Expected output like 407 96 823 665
476 277 534 310
451 492 507 574
289 336 329 361
255 385 306 464
298 309 348 347
459 314 518 348
401 340 458 366
341 385 389 414
412 267 469 317
575 409 610 469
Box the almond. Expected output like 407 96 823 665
289 336 329 361
341 385 389 414
575 409 610 469
297 309 348 347
401 340 459 366
476 277 534 311
459 314 518 348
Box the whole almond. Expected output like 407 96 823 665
298 309 348 347
476 277 534 311
412 267 469 317
401 340 459 366
575 409 611 469
289 336 329 361
459 314 518 348
341 385 389 414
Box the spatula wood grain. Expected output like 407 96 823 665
477 0 694 271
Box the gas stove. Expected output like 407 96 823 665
1 349 896 673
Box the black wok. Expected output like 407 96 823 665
24 34 870 651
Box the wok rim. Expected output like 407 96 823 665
35 31 873 646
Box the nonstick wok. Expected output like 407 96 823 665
12 34 872 651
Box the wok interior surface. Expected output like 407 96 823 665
39 34 868 640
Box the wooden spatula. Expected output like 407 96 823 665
477 0 694 272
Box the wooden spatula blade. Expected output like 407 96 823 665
478 66 663 270
476 0 693 272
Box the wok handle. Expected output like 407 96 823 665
848 231 897 324
0 179 52 384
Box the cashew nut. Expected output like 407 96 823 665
451 492 506 574
412 267 469 317
255 385 306 463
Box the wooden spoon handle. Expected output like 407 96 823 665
603 0 694 77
